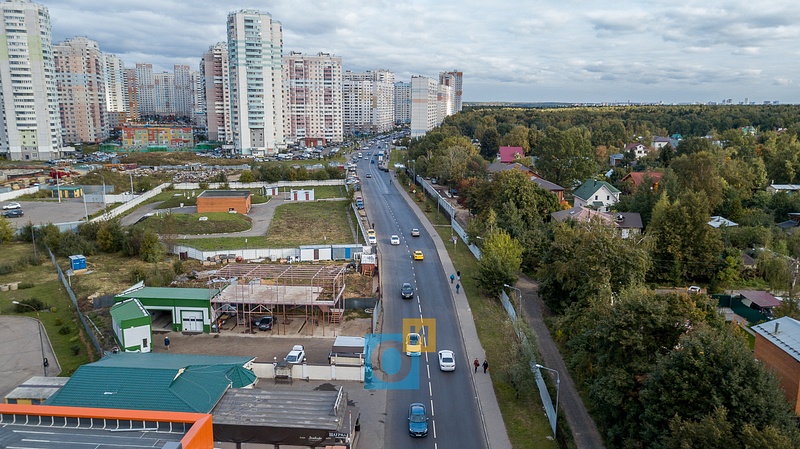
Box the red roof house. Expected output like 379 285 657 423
499 146 524 163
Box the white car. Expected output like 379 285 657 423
2 202 20 210
285 345 306 364
438 350 456 371
390 235 400 245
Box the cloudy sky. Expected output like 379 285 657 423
47 0 800 104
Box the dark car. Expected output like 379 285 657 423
2 209 23 218
408 402 429 437
401 283 414 299
253 316 273 331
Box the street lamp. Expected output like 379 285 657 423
535 363 560 439
98 174 108 218
503 283 522 316
12 301 49 376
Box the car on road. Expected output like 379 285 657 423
3 202 21 210
410 228 420 237
401 282 414 299
408 402 429 437
252 316 273 331
413 250 424 261
366 173 372 178
390 235 400 245
405 332 422 356
438 349 456 371
2 209 23 218
284 345 306 364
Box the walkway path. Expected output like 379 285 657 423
390 174 512 449
517 274 606 449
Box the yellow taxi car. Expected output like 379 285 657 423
405 332 422 356
413 250 424 260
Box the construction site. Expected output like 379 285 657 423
211 263 350 337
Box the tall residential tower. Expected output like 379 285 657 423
342 70 394 136
0 0 63 160
283 51 343 146
227 9 284 156
201 42 231 142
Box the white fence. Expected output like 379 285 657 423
90 183 170 222
0 185 39 202
171 179 346 191
252 362 364 382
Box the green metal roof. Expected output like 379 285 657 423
45 353 256 413
110 298 148 321
573 179 621 200
92 352 254 372
115 286 217 301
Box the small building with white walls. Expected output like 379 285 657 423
110 298 153 352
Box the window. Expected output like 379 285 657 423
143 338 148 348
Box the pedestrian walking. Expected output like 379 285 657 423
473 358 480 373
456 283 460 294
450 273 455 284
164 336 170 351
457 270 461 280
483 359 489 373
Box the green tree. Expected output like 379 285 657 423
475 230 523 295
239 170 255 183
499 125 531 153
531 127 597 188
476 126 500 161
0 217 13 243
668 151 726 211
139 230 164 263
640 325 800 448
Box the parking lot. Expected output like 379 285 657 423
1 198 104 229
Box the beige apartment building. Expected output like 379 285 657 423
283 51 343 146
343 70 394 136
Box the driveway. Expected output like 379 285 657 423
0 316 60 397
517 274 606 449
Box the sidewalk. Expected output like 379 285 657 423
391 174 512 449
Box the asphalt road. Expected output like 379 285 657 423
358 152 486 449
2 198 104 229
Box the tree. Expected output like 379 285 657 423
499 125 531 153
239 170 255 183
640 325 800 448
475 230 523 295
476 126 500 160
668 151 726 211
531 126 597 188
139 230 164 263
0 217 13 243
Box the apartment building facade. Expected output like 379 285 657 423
283 51 343 146
201 43 231 142
342 70 394 136
0 0 63 160
394 81 411 124
227 9 285 156
54 37 108 144
123 68 139 122
440 70 463 113
104 54 128 128
410 75 439 138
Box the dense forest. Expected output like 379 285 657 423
409 105 800 448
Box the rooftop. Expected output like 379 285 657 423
110 298 149 321
753 317 800 363
115 286 218 302
197 190 252 198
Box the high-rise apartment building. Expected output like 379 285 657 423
123 68 139 122
283 51 343 146
0 0 63 160
135 63 155 116
440 70 463 112
437 81 453 124
394 81 411 124
201 42 231 142
190 70 205 129
410 76 439 138
173 64 193 117
342 70 394 136
153 72 175 116
227 9 284 156
54 37 108 144
104 54 128 128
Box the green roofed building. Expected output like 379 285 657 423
573 179 621 213
45 352 256 413
114 285 219 333
110 298 152 353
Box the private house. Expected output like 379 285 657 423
609 153 624 167
196 190 252 214
768 184 800 194
498 146 524 163
620 170 663 193
652 136 671 150
752 317 800 414
487 162 565 202
573 179 620 213
551 206 643 238
624 143 650 159
708 216 738 228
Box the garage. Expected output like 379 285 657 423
114 285 216 333
181 311 204 332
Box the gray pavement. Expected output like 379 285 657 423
2 198 104 230
517 275 606 449
0 315 61 398
390 174 513 449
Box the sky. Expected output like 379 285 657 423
46 0 800 104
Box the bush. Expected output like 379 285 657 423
17 282 34 289
54 318 63 326
58 325 72 335
14 298 46 312
0 264 14 275
70 344 81 355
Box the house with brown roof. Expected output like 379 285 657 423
624 142 650 159
620 171 663 193
487 162 565 202
551 206 643 238
498 146 524 163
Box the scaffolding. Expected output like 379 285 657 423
210 263 347 336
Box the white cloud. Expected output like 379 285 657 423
44 0 800 103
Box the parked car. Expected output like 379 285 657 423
284 345 306 364
401 283 414 299
2 202 21 210
2 209 23 218
410 228 420 237
438 350 456 371
253 316 273 331
390 235 400 245
408 402 429 437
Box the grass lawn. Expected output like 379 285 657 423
0 242 98 376
179 200 355 250
409 186 559 449
135 212 252 235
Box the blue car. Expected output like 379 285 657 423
408 402 428 437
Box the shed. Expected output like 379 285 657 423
4 376 68 405
289 189 315 201
196 190 252 214
110 298 153 353
114 286 217 333
68 255 86 271
738 290 781 318
330 336 365 366
300 245 332 262
53 186 82 198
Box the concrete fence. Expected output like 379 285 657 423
171 179 346 191
252 362 364 382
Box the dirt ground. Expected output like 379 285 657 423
153 317 373 365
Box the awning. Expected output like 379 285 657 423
739 290 781 308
